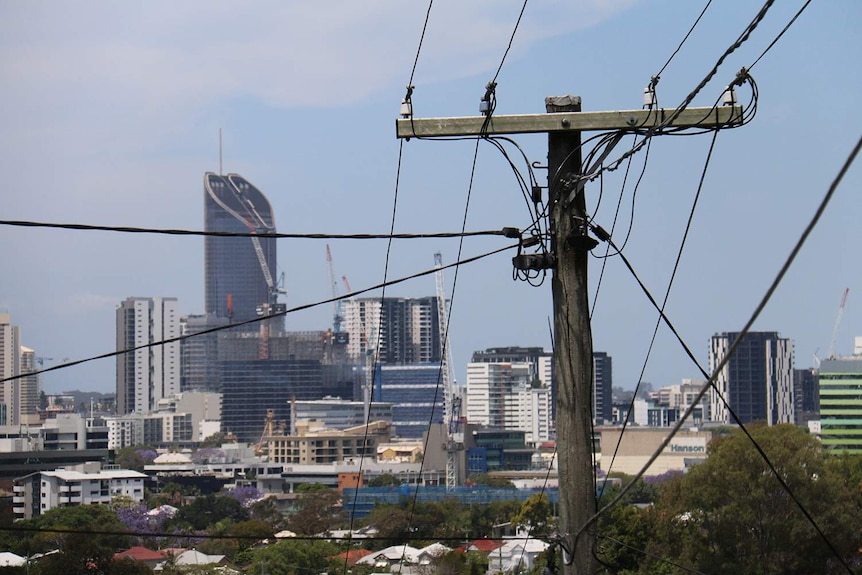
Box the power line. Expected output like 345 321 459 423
599 128 720 495
596 534 708 575
653 0 714 82
491 0 530 84
0 244 518 385
579 131 862 573
0 219 517 240
592 0 774 183
0 524 510 544
749 0 812 71
407 1 435 87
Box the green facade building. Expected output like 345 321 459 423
819 356 862 453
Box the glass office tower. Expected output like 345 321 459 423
204 172 277 327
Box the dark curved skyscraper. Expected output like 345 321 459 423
204 172 277 326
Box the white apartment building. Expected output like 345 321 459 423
466 362 552 444
116 297 180 415
106 391 222 448
0 314 38 426
13 462 146 520
106 415 144 449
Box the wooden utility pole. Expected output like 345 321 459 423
396 99 743 573
545 95 595 574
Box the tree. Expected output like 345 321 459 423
368 473 402 487
249 496 286 531
200 432 233 448
511 493 554 537
419 551 469 575
643 424 861 574
286 486 342 535
169 494 249 531
240 539 339 575
466 474 515 489
23 505 130 575
115 445 157 473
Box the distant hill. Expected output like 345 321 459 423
52 390 115 413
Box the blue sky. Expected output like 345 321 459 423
1 1 860 395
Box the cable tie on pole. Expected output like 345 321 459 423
591 224 610 243
480 81 497 115
400 84 414 118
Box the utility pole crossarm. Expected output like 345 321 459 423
396 105 742 138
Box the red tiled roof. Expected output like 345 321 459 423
328 549 374 566
114 546 164 561
469 539 504 552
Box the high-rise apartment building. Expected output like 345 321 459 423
342 297 441 364
465 361 552 444
0 314 21 426
593 351 613 425
204 172 278 327
708 331 794 425
116 297 180 414
794 367 819 425
467 347 611 428
18 347 40 425
0 314 40 426
819 341 862 453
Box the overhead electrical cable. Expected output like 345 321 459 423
490 0 530 84
0 244 518 386
590 0 774 184
341 2 436 565
407 1 434 86
401 137 481 570
599 128 719 498
0 219 515 240
654 0 714 80
343 137 407 557
0 524 511 544
749 0 812 71
578 132 862 574
596 534 709 575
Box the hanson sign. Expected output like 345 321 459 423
664 437 707 455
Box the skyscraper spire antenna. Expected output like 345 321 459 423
218 128 223 175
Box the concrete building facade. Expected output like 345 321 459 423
13 462 146 520
0 314 39 426
708 331 794 425
342 297 441 365
116 297 180 415
263 420 390 465
597 427 714 475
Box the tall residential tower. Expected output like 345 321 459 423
708 331 794 425
116 297 180 414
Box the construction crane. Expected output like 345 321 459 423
434 252 462 490
827 287 850 360
221 174 287 359
325 244 344 332
254 408 286 458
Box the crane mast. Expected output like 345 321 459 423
325 244 344 332
828 287 850 360
434 252 461 490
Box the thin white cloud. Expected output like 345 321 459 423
1 1 636 111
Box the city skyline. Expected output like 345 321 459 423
1 3 860 396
